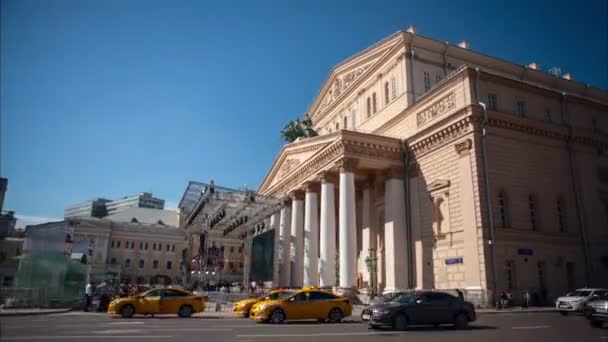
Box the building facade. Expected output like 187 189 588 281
256 28 608 305
64 198 111 219
106 193 164 216
24 218 186 285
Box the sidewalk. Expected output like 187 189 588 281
0 308 72 317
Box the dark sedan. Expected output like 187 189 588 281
368 291 476 330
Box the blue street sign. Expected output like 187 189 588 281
445 257 463 265
518 248 534 256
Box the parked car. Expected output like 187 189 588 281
555 288 608 315
368 291 476 330
588 298 608 329
583 292 608 318
107 287 205 318
249 288 352 323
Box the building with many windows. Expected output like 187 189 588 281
64 198 111 219
105 193 165 216
252 27 607 306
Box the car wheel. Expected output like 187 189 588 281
392 313 408 331
120 304 135 318
454 313 469 329
369 323 380 330
245 309 251 318
269 309 285 324
560 311 568 316
328 308 343 323
583 309 593 319
590 319 603 328
178 305 193 318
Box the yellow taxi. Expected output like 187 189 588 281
249 288 352 323
107 287 205 318
233 289 293 317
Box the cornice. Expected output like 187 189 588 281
263 131 402 197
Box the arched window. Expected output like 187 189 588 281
372 93 377 113
366 97 371 118
498 191 509 228
384 81 390 104
557 198 566 232
343 116 348 129
528 194 538 231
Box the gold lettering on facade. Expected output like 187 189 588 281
417 92 456 127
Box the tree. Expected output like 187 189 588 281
280 114 318 144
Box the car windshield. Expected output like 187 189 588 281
260 291 292 301
567 291 591 297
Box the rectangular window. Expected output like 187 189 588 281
372 93 377 113
366 97 371 118
153 260 158 269
390 77 397 99
139 242 143 250
230 246 235 253
435 74 442 84
544 108 552 123
517 101 526 117
139 259 144 269
488 94 497 111
111 240 115 248
424 71 431 92
125 259 131 268
166 244 170 251
171 245 175 252
166 261 172 270
117 241 121 248
384 82 390 105
145 242 148 250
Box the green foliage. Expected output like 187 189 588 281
280 114 318 144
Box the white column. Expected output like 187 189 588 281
339 159 358 289
271 213 280 287
319 176 336 287
279 206 292 287
384 168 409 292
290 193 305 287
303 186 319 286
360 182 375 290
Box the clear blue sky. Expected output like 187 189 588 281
2 0 606 226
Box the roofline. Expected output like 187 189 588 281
304 28 607 123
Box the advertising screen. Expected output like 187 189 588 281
250 230 275 282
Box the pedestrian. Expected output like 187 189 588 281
84 281 94 312
522 290 530 310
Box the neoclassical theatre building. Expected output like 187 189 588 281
255 27 608 304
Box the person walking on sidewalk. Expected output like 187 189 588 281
84 282 94 312
522 290 530 310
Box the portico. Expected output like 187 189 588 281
258 130 410 293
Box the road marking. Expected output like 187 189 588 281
512 325 551 330
109 321 145 325
94 329 145 334
2 336 172 340
237 332 407 338
152 328 232 331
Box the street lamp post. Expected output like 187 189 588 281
365 248 378 300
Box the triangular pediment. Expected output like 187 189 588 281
258 134 338 194
308 32 405 121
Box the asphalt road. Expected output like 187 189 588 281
1 311 606 342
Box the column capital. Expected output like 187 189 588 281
455 139 472 155
320 171 339 184
289 190 305 201
304 182 320 193
384 166 405 180
336 158 359 173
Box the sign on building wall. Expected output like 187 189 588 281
445 257 463 265
518 248 534 256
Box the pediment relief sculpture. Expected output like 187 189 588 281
317 63 373 115
278 158 301 180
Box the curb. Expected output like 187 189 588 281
0 308 72 317
477 309 558 315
